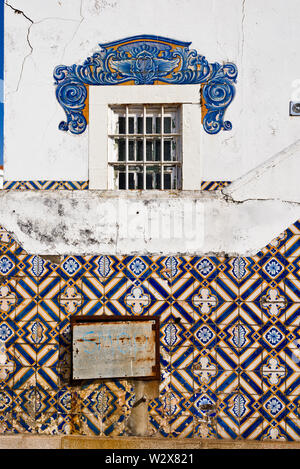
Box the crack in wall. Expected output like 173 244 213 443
5 1 84 92
220 188 300 207
5 1 34 93
60 0 84 63
5 1 33 24
241 0 246 62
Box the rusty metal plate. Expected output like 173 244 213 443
71 316 160 381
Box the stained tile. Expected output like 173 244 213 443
285 236 300 258
239 416 263 440
0 412 15 433
169 369 194 394
12 411 36 433
170 301 197 324
169 412 194 438
215 347 240 370
283 418 300 440
285 276 300 303
148 410 171 437
215 415 240 439
238 303 263 326
261 421 289 441
193 416 217 439
81 276 105 300
36 366 59 391
80 300 106 316
12 366 36 390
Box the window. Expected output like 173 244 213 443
109 105 181 190
89 84 201 191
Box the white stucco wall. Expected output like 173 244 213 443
2 0 300 256
4 0 300 182
0 189 299 257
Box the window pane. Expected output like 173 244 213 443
137 172 143 189
155 172 161 189
118 116 126 134
128 165 143 190
146 166 161 190
146 140 153 161
164 117 171 133
172 139 178 161
115 165 126 189
129 140 135 161
164 140 171 161
117 139 126 161
155 117 161 134
154 140 161 161
137 117 143 134
137 139 143 161
128 117 134 134
164 172 171 189
164 165 178 189
110 105 181 190
146 168 153 189
146 117 152 134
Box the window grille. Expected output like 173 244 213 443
108 105 181 190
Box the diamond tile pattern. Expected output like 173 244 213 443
1 222 300 440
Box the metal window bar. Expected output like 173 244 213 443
125 105 129 190
110 105 181 190
143 105 146 190
161 105 164 190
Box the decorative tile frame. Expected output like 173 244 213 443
53 35 238 136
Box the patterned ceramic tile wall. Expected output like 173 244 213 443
200 181 231 191
0 221 300 439
2 181 89 190
3 181 229 191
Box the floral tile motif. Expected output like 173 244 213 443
160 321 193 352
188 256 222 283
0 253 16 277
261 421 290 441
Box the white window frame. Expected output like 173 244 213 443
89 84 202 191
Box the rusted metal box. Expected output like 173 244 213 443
71 316 160 381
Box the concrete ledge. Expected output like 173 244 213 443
0 435 61 449
1 189 300 257
0 435 300 449
60 436 300 449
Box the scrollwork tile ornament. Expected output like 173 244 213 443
54 35 237 135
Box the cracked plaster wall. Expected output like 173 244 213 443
2 0 300 256
5 0 300 181
0 189 299 256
